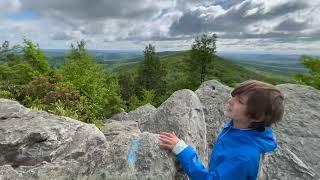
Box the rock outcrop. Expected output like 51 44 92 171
0 99 108 179
195 80 231 156
141 89 207 164
0 89 206 179
1 80 320 179
258 84 320 180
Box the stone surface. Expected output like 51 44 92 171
140 89 207 165
0 99 108 179
0 99 177 179
101 120 141 141
258 84 320 179
195 80 232 155
102 132 177 179
111 103 156 122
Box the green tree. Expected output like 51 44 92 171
294 55 320 89
188 34 217 88
21 39 49 74
0 41 21 65
0 41 11 63
128 89 155 111
0 40 37 100
59 40 124 123
118 72 136 108
0 39 50 86
136 44 166 97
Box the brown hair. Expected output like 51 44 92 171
231 80 284 130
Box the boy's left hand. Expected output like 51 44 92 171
159 132 180 150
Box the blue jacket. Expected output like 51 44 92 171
176 120 277 180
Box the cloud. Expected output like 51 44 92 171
274 19 309 32
50 32 74 40
22 0 173 20
170 0 309 35
1 0 320 52
0 0 21 16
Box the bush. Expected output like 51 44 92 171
0 89 13 99
294 55 320 90
128 89 155 111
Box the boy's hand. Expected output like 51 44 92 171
159 132 180 150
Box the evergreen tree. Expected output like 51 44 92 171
136 44 166 97
187 34 217 88
118 72 135 108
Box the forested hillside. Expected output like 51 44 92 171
1 38 319 127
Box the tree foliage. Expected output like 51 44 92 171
0 39 50 85
21 39 49 74
128 89 155 111
59 40 124 123
118 72 136 107
294 55 320 89
188 34 217 88
136 44 166 96
0 39 124 128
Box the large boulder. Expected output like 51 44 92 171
195 80 231 154
111 103 156 122
140 89 207 165
101 120 141 141
101 131 177 179
0 99 177 179
0 99 108 179
258 84 320 179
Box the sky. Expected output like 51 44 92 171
1 0 320 53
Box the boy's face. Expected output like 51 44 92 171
225 94 250 123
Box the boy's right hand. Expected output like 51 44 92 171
159 132 180 150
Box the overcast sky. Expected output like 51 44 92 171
1 0 319 53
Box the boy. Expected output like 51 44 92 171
159 80 284 180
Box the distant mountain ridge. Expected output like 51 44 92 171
217 52 307 74
44 49 308 75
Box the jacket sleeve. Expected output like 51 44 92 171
176 146 253 180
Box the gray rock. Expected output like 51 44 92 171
258 84 320 179
101 120 141 141
110 111 128 121
0 99 178 180
102 132 177 179
0 99 108 179
141 89 207 165
259 145 318 180
195 80 232 155
111 103 156 128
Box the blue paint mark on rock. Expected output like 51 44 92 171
128 138 140 165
